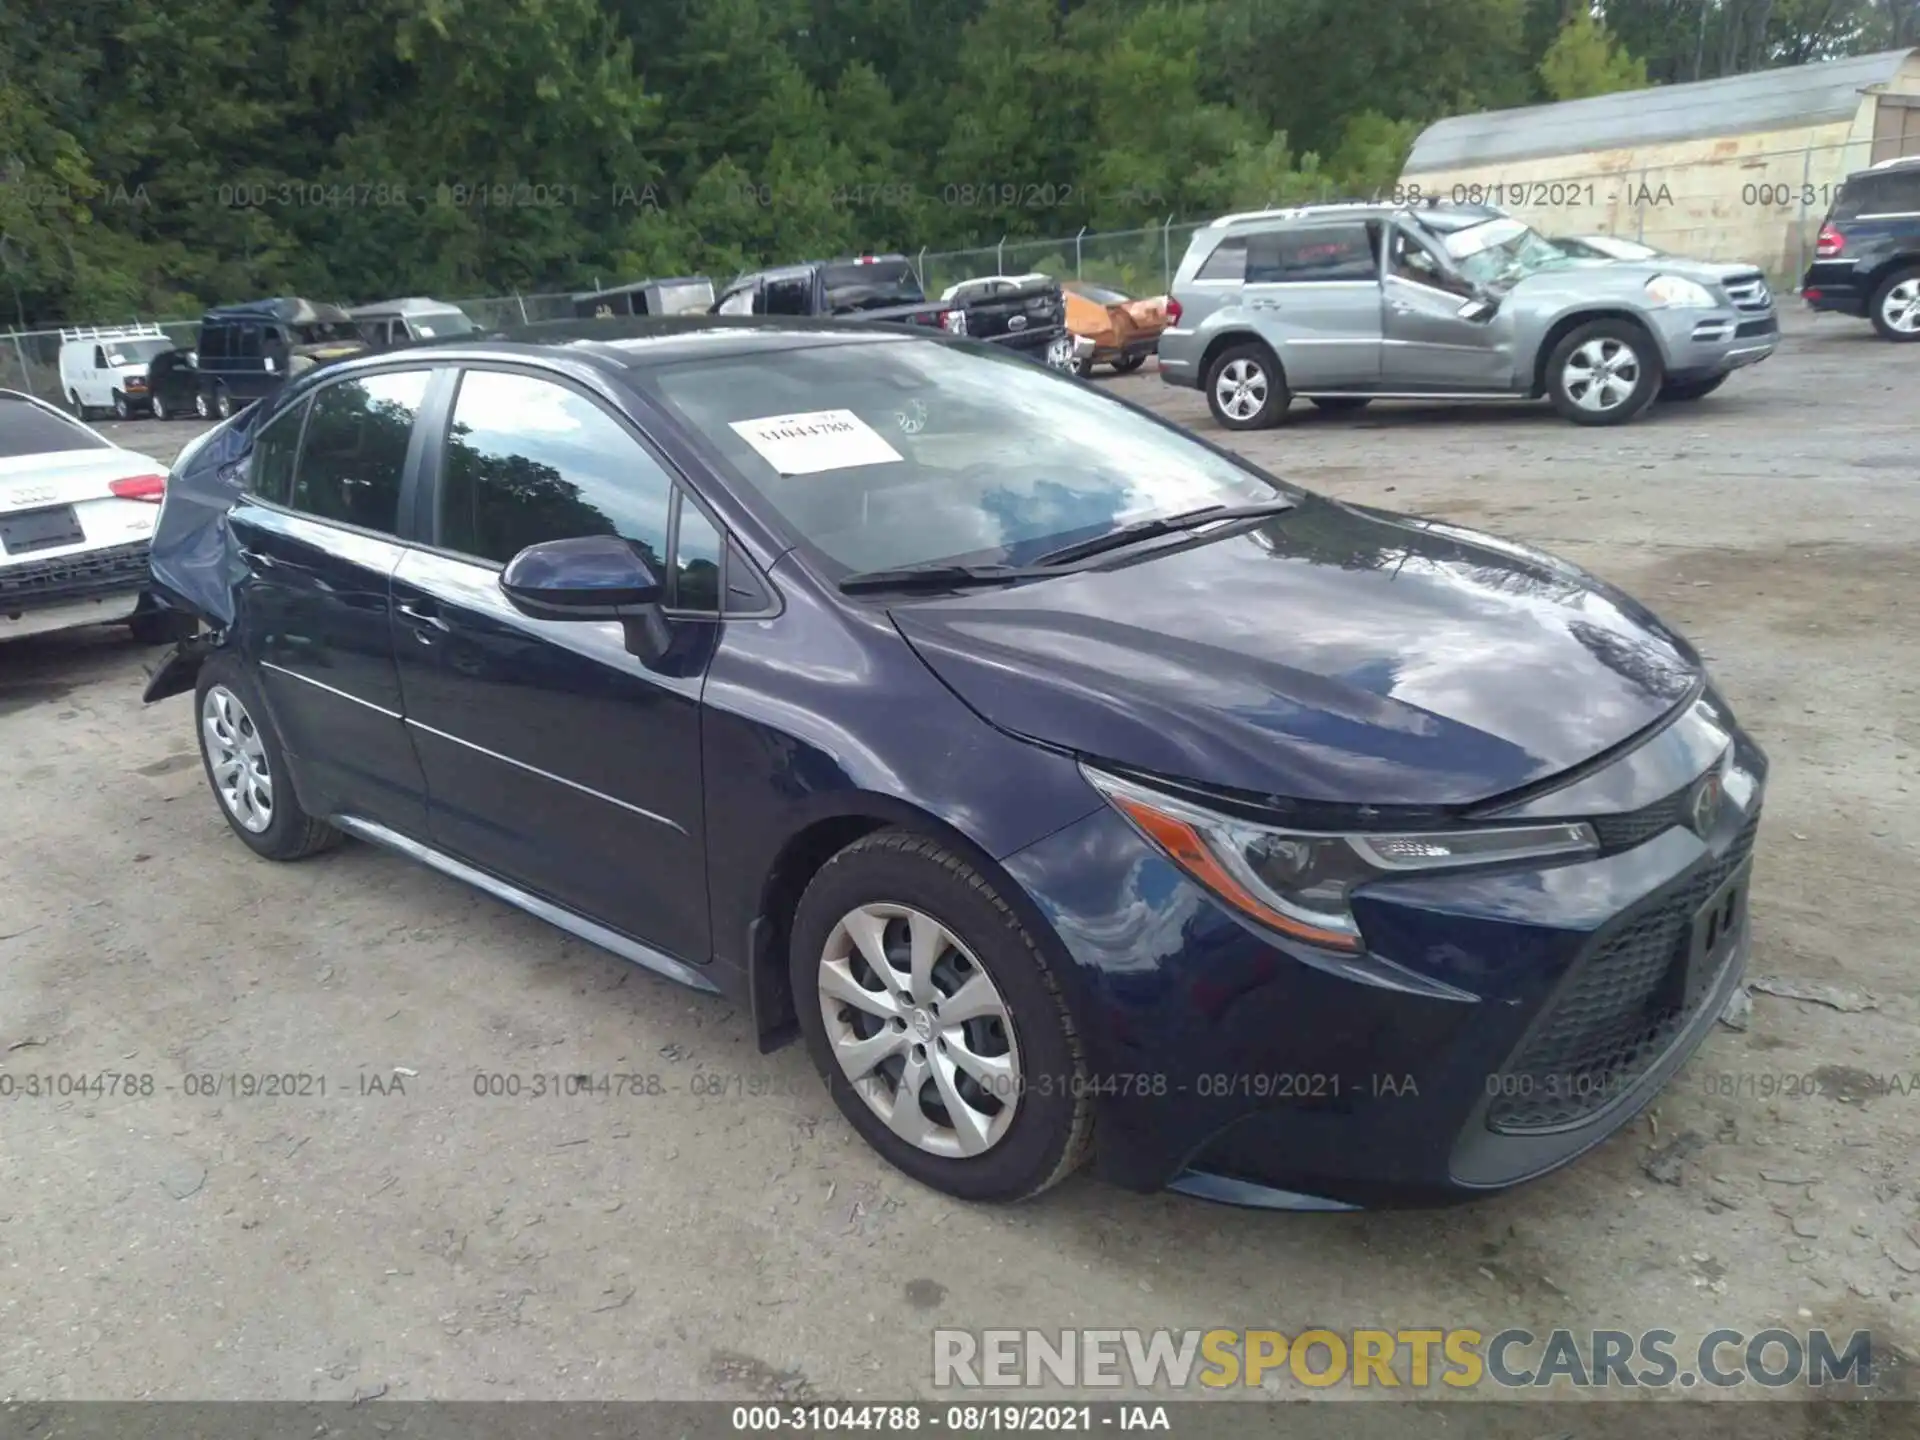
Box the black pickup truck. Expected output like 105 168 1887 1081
712 254 1078 368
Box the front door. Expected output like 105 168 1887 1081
391 365 717 964
1380 226 1514 390
228 368 437 834
1241 222 1383 390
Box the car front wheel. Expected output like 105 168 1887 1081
213 386 236 419
194 388 213 420
1546 320 1660 425
194 654 342 861
1205 343 1290 430
1869 267 1920 342
151 392 170 421
792 830 1094 1202
113 391 132 420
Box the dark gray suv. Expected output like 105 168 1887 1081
1158 201 1779 428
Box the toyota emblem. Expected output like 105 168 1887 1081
1688 772 1724 836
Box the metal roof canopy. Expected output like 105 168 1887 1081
1405 47 1918 172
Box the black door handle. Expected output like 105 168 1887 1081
396 599 450 634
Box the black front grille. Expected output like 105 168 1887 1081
1735 315 1779 339
1486 813 1759 1135
0 539 151 612
1588 786 1691 851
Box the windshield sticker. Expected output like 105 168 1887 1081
728 409 904 475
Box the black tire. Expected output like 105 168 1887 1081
1868 265 1920 342
112 390 132 420
1110 353 1147 374
1309 396 1372 414
150 392 170 421
791 829 1094 1203
68 389 90 420
1659 375 1727 403
193 651 342 862
1544 318 1661 426
194 387 213 420
213 385 236 420
1072 354 1095 378
1204 341 1290 430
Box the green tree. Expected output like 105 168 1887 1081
1539 9 1650 98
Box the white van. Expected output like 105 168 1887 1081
56 324 173 420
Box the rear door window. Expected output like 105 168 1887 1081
248 399 309 505
287 369 432 535
1247 224 1379 283
1835 169 1920 218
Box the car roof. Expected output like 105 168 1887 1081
204 296 354 324
297 315 919 379
348 297 471 317
572 276 712 301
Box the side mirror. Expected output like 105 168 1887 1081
500 535 670 661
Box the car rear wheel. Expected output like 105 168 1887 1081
151 392 170 421
1659 375 1726 403
194 654 342 861
68 390 90 420
1546 320 1660 426
213 386 236 419
1309 396 1372 414
791 829 1093 1203
1205 343 1290 430
1110 354 1147 374
194 388 213 420
1869 267 1920 342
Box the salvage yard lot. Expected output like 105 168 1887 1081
2 308 1916 1402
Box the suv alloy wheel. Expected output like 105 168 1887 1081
1545 320 1661 426
1870 266 1920 342
1204 343 1290 430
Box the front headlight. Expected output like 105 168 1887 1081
1644 274 1718 309
1083 765 1598 953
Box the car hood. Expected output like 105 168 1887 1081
1500 255 1762 297
887 497 1702 808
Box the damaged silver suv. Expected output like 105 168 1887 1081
1157 201 1779 428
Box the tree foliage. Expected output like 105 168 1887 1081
0 0 1904 324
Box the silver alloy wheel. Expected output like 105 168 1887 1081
1214 357 1268 421
195 389 211 419
215 388 234 419
151 393 168 421
1563 337 1642 413
202 684 274 833
817 903 1021 1159
1045 335 1075 370
1882 278 1920 333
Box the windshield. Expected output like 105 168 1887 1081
1439 218 1572 284
104 338 171 366
822 261 926 314
409 312 479 338
642 339 1284 575
655 283 713 315
0 396 110 457
293 321 364 346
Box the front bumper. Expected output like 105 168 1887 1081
1654 306 1780 381
999 702 1767 1208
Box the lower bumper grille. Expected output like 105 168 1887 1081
1486 814 1759 1134
1735 315 1779 339
0 540 151 613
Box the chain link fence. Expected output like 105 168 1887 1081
3 140 1875 401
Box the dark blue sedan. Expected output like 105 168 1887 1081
144 317 1765 1209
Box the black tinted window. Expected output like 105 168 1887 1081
1249 225 1378 283
235 325 262 359
0 397 109 456
674 496 722 612
764 277 812 316
1835 170 1920 218
199 324 229 360
1195 236 1247 280
288 370 430 533
822 261 923 312
438 369 673 572
249 399 307 504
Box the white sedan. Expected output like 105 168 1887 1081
0 388 186 643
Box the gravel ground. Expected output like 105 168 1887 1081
2 308 1917 1405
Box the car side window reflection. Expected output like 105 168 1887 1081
673 496 722 613
438 370 675 578
248 399 308 505
288 369 431 535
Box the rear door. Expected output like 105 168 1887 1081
1380 224 1513 390
226 367 436 834
390 364 718 962
1241 222 1383 389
